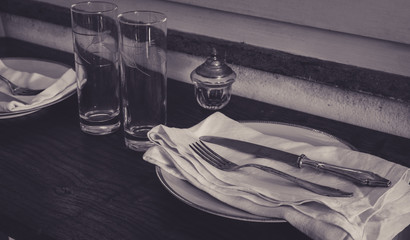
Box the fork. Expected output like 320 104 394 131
0 74 44 96
189 141 353 197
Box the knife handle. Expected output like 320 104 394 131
297 155 391 187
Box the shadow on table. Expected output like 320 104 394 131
0 231 9 240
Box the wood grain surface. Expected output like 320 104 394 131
0 38 409 240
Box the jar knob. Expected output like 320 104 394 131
194 48 234 79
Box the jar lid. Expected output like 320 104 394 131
194 54 234 79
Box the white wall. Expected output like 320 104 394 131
168 0 410 44
35 0 410 77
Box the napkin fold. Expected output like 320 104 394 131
143 112 410 240
0 60 76 112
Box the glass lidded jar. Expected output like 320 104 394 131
190 49 236 110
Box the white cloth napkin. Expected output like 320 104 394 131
143 112 410 240
0 60 76 112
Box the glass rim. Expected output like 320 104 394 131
118 11 167 25
71 1 118 14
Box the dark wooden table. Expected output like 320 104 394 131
1 38 409 240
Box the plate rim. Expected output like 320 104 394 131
155 120 355 222
0 57 75 118
240 120 357 151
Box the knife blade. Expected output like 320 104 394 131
200 136 391 187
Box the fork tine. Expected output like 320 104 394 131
198 141 232 167
190 142 221 168
189 143 205 159
14 88 43 96
197 141 227 165
0 74 43 96
202 142 237 167
192 141 237 169
189 143 220 168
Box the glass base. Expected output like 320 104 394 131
80 121 120 135
125 138 155 152
194 84 232 110
124 125 156 152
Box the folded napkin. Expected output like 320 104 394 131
0 60 76 112
143 112 410 240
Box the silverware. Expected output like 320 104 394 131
189 141 353 197
200 136 391 187
0 74 43 96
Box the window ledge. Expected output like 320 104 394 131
1 0 409 138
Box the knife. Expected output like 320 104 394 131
200 136 391 187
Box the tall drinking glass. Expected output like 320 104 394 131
118 11 167 151
71 1 121 135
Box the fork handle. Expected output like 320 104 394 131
239 163 353 197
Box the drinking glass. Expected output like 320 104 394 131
118 11 167 151
71 1 121 135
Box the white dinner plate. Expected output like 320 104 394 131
0 57 75 119
156 121 355 222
